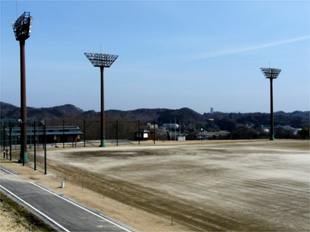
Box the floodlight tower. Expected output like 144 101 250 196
260 67 281 140
12 12 33 163
84 53 118 147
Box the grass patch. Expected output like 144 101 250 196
0 191 56 232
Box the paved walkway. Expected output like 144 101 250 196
0 166 135 232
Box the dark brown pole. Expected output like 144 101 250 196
62 120 65 148
270 78 275 140
43 124 47 175
100 66 106 147
2 122 5 158
116 120 119 146
83 120 86 147
138 120 140 145
20 40 29 163
154 120 156 145
34 121 36 170
9 122 12 161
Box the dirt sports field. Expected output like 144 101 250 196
25 140 310 231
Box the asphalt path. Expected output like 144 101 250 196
0 166 135 232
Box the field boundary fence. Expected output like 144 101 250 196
1 119 178 154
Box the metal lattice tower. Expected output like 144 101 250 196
260 67 281 140
84 52 118 147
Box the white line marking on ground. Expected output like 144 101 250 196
31 182 133 232
0 166 18 176
0 185 70 232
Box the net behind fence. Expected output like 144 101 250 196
1 119 165 150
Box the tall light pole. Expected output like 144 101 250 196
12 12 33 163
260 67 281 140
84 53 118 147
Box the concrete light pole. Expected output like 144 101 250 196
260 67 281 140
84 53 118 147
12 12 33 163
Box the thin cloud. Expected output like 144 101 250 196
195 35 310 60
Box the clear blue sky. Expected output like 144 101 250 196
1 0 309 113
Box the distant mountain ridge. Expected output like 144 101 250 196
0 101 309 130
106 107 204 123
0 101 205 122
0 101 83 120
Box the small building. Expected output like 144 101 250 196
168 131 186 141
4 126 84 144
39 126 84 143
146 123 158 130
134 129 151 140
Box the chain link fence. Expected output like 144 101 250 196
1 119 177 153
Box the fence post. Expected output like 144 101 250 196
138 120 140 145
63 120 65 148
83 120 86 147
154 120 156 145
2 122 5 158
34 121 36 171
116 120 119 146
44 124 47 175
9 122 12 161
22 121 24 166
175 118 177 141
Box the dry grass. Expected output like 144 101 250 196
0 192 56 232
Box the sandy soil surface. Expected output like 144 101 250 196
2 139 310 231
